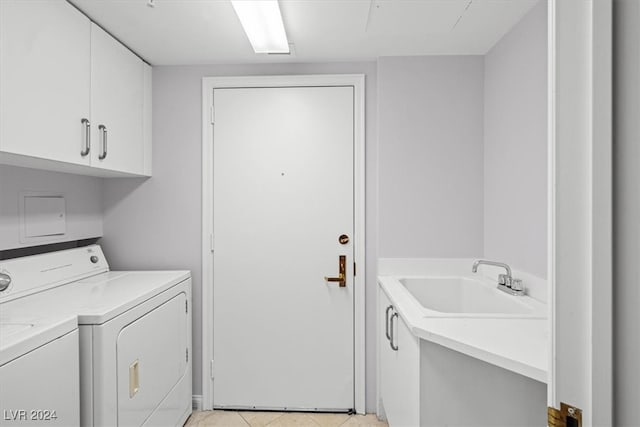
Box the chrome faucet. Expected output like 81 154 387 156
471 260 525 296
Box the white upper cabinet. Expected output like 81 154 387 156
143 63 153 176
0 1 151 177
90 24 144 175
0 0 91 166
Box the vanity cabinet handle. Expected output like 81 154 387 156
385 305 394 340
80 118 90 156
98 124 108 160
389 312 399 351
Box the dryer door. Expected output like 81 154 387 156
116 292 188 426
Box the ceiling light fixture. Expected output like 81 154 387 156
231 0 290 54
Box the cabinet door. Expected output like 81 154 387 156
142 63 153 176
90 24 144 174
379 287 394 418
379 286 420 427
388 311 420 426
0 0 91 165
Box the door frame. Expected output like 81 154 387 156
200 74 366 414
548 0 612 424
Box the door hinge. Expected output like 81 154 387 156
548 403 582 427
210 234 215 252
353 262 356 277
186 348 189 363
210 105 215 124
210 360 215 379
185 300 188 314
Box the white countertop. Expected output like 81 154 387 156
378 262 549 383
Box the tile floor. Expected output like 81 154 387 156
184 411 389 427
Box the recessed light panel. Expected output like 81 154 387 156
231 0 290 54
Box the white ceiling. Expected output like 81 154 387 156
69 0 539 66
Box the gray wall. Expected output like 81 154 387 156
483 0 547 279
377 56 485 258
100 61 379 410
613 1 639 424
0 165 103 250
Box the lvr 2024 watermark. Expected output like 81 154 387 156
3 410 58 421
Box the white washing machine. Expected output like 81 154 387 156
0 312 80 426
0 245 192 427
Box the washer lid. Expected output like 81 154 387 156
2 323 34 336
0 314 77 366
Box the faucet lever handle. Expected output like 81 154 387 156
498 274 508 286
511 278 524 292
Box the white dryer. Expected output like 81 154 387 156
0 245 192 427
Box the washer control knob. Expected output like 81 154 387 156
0 273 11 292
90 256 99 264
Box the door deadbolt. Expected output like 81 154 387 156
338 234 350 245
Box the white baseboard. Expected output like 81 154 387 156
192 395 203 411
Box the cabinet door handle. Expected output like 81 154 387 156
385 305 394 340
81 118 90 156
389 312 399 351
98 125 107 160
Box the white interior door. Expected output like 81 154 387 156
213 86 355 411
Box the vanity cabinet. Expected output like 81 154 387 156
378 286 420 427
0 0 151 177
377 277 547 426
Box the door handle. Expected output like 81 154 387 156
129 359 139 398
324 255 346 287
385 305 394 340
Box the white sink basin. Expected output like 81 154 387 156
399 277 546 318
